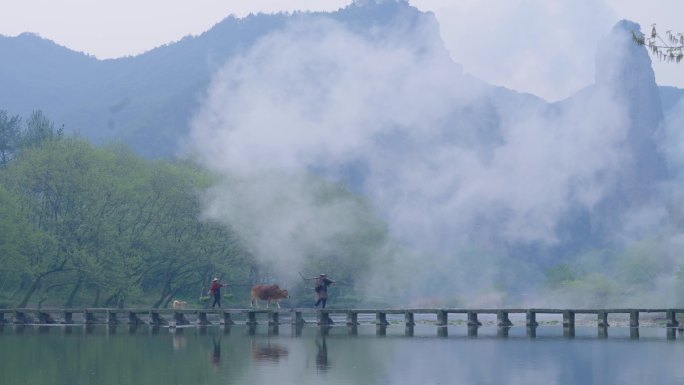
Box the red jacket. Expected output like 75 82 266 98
210 282 224 294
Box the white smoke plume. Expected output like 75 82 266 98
190 11 658 306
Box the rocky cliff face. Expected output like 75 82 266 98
595 20 668 202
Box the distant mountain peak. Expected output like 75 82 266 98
353 0 408 5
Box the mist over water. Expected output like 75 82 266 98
190 6 683 307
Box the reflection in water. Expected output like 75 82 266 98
171 328 187 350
2 325 684 385
598 326 607 339
251 341 288 363
292 323 303 337
211 338 221 371
564 326 576 338
315 336 331 372
667 328 677 340
376 325 387 337
497 326 509 338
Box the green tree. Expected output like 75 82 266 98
20 110 62 148
0 110 21 168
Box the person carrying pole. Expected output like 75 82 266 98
313 273 335 308
209 278 226 308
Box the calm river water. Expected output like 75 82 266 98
2 322 684 385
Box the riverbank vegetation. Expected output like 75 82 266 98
0 110 391 308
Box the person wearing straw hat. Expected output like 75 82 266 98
314 274 335 308
209 278 226 308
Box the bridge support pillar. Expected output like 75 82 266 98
563 311 575 328
149 311 168 326
0 312 5 325
38 312 56 325
317 311 333 326
467 312 481 327
14 311 29 324
405 311 415 326
246 311 258 326
526 311 538 327
292 311 304 326
497 311 513 327
128 312 144 325
376 312 389 326
666 310 679 328
436 310 448 326
63 312 73 324
630 311 639 328
107 310 119 325
198 312 211 326
172 312 190 327
222 312 235 325
346 312 358 326
84 310 98 324
597 311 609 328
268 312 279 325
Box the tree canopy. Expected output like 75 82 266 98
633 25 684 63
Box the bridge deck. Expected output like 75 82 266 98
1 307 682 329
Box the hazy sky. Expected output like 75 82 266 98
0 0 682 100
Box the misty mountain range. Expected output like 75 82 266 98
3 0 684 303
3 1 679 159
